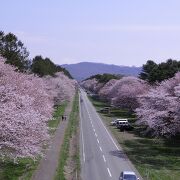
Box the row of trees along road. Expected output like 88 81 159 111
0 31 76 161
81 65 180 138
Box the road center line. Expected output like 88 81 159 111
97 139 100 144
95 132 97 137
103 155 106 162
85 98 120 151
93 128 95 132
99 146 102 151
107 168 112 177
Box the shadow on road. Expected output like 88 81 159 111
109 150 128 160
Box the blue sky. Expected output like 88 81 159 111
1 0 180 66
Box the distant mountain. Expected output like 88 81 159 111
62 62 142 81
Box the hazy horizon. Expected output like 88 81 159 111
1 0 180 66
61 61 142 68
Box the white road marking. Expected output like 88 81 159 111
95 133 97 137
98 115 119 150
99 146 102 152
97 139 100 144
79 93 85 162
88 112 91 117
84 97 120 151
103 155 106 162
93 128 95 132
107 168 112 177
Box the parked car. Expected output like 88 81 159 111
110 119 119 126
111 118 127 126
116 119 128 128
119 171 139 180
117 121 129 130
116 119 134 131
99 107 110 113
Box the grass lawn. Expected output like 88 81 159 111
0 102 67 180
89 96 180 180
0 158 40 180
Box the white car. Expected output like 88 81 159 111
110 119 118 126
119 171 139 180
111 118 128 126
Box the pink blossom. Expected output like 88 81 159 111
98 79 118 100
136 72 180 137
0 56 52 159
80 78 102 93
107 76 149 110
43 72 77 105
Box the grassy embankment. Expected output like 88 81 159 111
88 96 180 180
55 93 80 180
0 102 67 180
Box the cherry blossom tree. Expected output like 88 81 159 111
0 56 53 159
44 72 77 105
108 76 149 110
98 79 118 101
136 72 180 137
80 78 101 93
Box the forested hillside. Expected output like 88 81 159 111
62 62 141 81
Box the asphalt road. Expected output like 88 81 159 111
79 89 142 180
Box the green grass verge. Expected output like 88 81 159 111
0 103 67 180
89 96 180 180
0 157 40 180
48 102 67 134
55 93 80 180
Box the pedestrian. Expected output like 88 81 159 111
62 115 64 121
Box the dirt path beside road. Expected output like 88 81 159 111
32 100 73 180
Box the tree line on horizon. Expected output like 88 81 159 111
0 31 72 78
84 73 123 83
85 60 180 84
140 59 180 83
1 30 180 81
